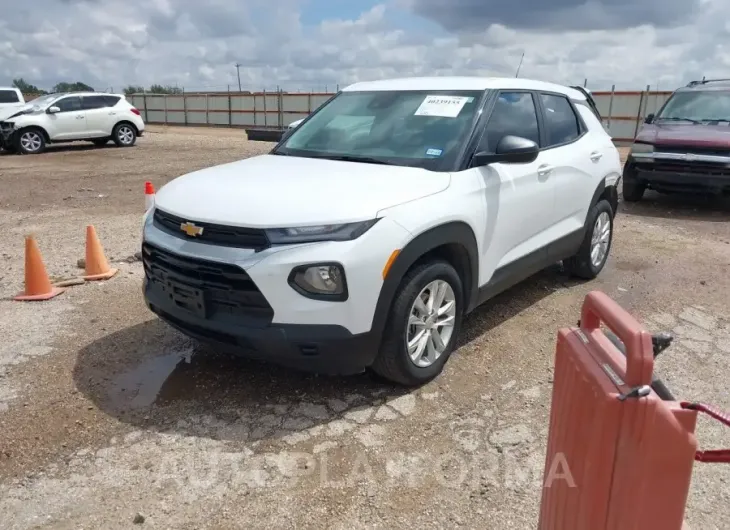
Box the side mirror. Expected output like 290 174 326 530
470 135 540 167
47 106 60 114
644 113 655 124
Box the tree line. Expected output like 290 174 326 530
11 78 185 96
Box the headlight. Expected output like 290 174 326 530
631 142 654 154
288 263 347 300
266 219 379 244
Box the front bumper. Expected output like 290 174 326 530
145 275 377 375
626 153 730 194
0 123 15 149
141 209 409 374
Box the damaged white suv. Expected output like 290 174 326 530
0 92 145 154
142 77 621 386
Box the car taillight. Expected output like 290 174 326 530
131 108 141 116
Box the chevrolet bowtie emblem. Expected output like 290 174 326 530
180 221 204 237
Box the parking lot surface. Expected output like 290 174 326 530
1 127 729 529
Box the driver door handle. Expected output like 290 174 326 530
537 164 554 176
590 151 603 161
75 115 85 119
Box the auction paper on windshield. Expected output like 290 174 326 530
414 95 469 118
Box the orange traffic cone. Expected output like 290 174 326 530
145 181 155 211
83 225 118 281
14 236 66 301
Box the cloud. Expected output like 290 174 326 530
0 0 729 93
405 0 702 31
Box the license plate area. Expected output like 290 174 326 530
160 274 207 318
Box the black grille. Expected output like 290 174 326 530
656 145 730 157
142 242 274 324
637 161 730 178
153 209 270 251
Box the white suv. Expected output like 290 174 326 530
142 76 621 386
0 92 145 154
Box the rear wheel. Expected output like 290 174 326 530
564 199 613 280
113 123 136 147
16 128 46 155
372 260 463 386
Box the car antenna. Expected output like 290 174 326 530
515 52 525 78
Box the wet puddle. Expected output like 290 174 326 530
109 347 194 409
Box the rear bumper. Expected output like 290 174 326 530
144 275 378 375
625 155 730 194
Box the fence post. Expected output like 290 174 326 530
164 94 168 125
606 84 615 132
228 86 232 127
142 91 149 123
205 93 209 126
633 87 648 138
308 92 312 114
182 88 187 126
263 88 267 127
278 89 283 128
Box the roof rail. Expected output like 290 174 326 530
687 78 730 87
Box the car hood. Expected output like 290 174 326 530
0 103 34 121
636 122 730 147
154 154 450 227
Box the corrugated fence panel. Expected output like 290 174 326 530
282 94 311 113
146 95 166 111
208 95 229 112
166 96 185 111
186 96 207 111
166 111 186 124
231 95 255 112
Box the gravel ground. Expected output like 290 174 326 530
1 127 729 529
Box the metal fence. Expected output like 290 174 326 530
24 87 674 145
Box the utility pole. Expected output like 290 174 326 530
235 63 242 92
515 52 525 78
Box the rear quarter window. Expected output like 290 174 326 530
0 90 20 104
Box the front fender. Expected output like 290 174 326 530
369 221 479 342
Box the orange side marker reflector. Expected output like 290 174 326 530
382 249 400 279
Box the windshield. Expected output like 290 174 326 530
27 94 59 111
274 90 485 170
657 90 730 122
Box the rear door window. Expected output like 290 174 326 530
0 90 20 104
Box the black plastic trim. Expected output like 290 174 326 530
287 262 349 302
475 228 585 307
370 222 479 340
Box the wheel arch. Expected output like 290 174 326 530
17 124 50 144
589 176 619 218
114 120 139 135
370 221 479 343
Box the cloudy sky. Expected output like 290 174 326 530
1 0 728 92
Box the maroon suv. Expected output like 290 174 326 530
622 78 730 202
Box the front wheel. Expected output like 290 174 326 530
564 199 614 280
112 123 136 147
372 260 463 386
16 128 46 155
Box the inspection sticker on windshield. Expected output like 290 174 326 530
415 95 470 118
425 148 443 157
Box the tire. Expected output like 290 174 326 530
371 260 464 386
563 199 614 280
621 168 646 202
112 123 136 147
15 128 46 155
92 138 109 147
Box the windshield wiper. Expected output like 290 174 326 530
315 154 391 165
657 117 701 124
